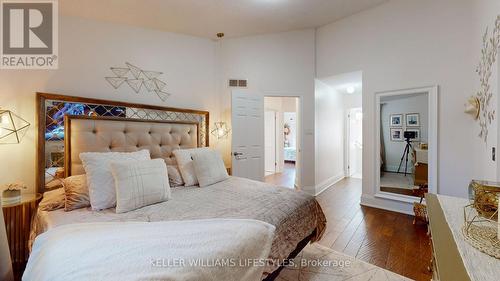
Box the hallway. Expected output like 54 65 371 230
264 162 296 188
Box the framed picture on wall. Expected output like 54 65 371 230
405 128 420 141
390 128 404 141
390 114 403 127
406 113 420 127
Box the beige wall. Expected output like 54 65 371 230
315 80 345 194
0 16 218 193
316 0 500 213
219 29 316 192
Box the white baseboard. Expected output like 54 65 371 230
314 173 345 196
384 165 414 173
360 194 414 215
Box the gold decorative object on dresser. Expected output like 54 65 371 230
463 180 500 259
426 193 500 281
1 193 42 276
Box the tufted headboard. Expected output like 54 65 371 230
64 115 199 177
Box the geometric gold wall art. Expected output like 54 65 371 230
105 62 172 102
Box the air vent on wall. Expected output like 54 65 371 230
228 79 248 88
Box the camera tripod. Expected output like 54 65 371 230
397 137 413 176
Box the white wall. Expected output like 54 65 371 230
0 16 217 193
315 80 345 194
380 93 428 172
219 29 316 192
316 0 500 213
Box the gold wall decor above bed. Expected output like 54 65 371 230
36 92 209 193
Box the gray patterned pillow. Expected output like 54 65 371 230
111 159 171 213
63 175 90 211
167 165 184 187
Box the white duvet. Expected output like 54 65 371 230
24 219 275 281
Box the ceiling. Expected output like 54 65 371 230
59 0 388 39
319 71 362 94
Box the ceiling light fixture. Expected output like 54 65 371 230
211 32 231 140
346 86 355 94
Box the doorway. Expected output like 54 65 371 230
347 107 363 179
263 96 299 189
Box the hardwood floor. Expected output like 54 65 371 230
316 178 432 281
267 168 431 281
264 162 296 188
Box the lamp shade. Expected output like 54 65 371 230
0 109 30 144
210 122 231 140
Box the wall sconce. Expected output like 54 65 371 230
0 108 30 144
211 122 231 140
464 96 480 120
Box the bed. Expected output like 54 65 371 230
284 147 296 162
29 114 326 280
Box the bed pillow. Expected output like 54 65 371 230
167 165 184 187
63 175 90 211
192 149 229 187
39 188 65 211
80 150 151 210
111 159 171 213
173 147 210 186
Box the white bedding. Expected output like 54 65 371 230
31 177 327 277
24 219 275 281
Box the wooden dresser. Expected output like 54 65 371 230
426 193 500 281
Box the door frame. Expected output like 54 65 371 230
374 85 438 203
264 110 278 175
345 107 363 178
263 95 301 189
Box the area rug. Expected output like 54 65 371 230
276 243 411 281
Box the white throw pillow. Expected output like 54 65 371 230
192 149 229 187
111 159 171 214
173 147 210 186
80 150 151 210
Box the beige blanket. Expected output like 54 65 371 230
25 219 275 281
31 177 327 276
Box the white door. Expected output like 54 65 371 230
231 91 264 181
348 108 363 178
264 111 277 175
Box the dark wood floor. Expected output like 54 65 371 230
264 162 296 188
268 169 432 281
316 178 431 281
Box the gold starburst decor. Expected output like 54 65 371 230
474 15 500 143
211 122 231 140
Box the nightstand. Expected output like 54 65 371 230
2 193 42 277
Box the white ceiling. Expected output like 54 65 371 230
59 0 388 39
319 71 362 93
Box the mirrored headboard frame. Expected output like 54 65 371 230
36 92 210 193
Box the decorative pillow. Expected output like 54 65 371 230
111 159 171 214
39 188 65 211
80 150 151 210
167 165 184 187
63 175 90 211
192 149 229 187
173 147 210 186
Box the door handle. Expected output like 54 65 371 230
233 152 245 160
